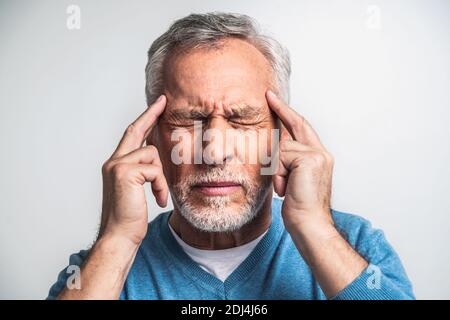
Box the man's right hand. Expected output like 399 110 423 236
57 95 168 299
99 94 168 245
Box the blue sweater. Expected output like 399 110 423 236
47 198 414 299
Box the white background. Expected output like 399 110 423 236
0 0 449 299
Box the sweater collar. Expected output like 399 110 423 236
158 197 285 293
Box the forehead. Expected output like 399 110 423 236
163 38 272 112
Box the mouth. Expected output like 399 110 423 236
193 181 242 196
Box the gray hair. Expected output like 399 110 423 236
145 12 291 105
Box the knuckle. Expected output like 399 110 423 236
147 145 162 163
312 152 327 166
125 124 135 135
101 160 113 175
279 140 289 151
125 123 142 137
146 144 158 154
111 163 129 180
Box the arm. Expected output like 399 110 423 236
287 217 368 298
53 95 168 299
57 234 139 299
266 90 413 299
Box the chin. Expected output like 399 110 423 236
177 199 257 233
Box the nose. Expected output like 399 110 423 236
201 117 234 165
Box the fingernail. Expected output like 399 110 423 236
156 95 164 103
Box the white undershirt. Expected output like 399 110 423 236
168 222 268 282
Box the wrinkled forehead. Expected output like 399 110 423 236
164 101 267 121
163 38 273 114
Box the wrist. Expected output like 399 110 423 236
287 218 339 246
58 231 140 300
96 230 142 255
283 208 335 235
99 222 147 247
284 211 340 262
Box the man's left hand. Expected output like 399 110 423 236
266 89 335 232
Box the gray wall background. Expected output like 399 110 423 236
1 0 449 299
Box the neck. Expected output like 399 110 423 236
169 194 273 250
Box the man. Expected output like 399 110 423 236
48 12 414 300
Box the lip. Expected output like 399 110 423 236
194 181 242 196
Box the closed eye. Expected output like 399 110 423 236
230 119 260 126
229 114 264 126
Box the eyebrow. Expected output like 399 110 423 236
230 105 262 118
164 109 210 121
166 104 263 120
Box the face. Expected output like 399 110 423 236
151 38 277 232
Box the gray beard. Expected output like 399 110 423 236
170 168 272 232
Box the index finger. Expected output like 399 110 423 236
112 94 166 158
266 90 324 149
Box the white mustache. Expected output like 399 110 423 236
183 168 252 192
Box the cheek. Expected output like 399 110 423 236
235 125 276 166
152 128 175 182
155 126 197 185
168 164 195 188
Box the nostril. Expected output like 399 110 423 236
223 153 234 164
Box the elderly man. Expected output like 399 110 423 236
48 12 414 300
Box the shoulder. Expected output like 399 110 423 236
145 210 172 240
46 249 90 299
137 210 174 258
275 196 386 257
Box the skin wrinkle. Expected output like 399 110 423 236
150 38 277 249
162 104 268 127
